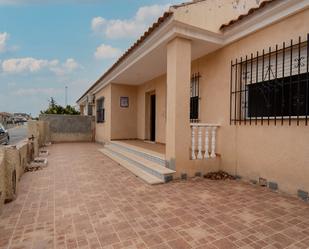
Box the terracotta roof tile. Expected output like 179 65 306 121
77 11 173 103
78 0 280 103
220 0 277 30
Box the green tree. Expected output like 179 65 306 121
40 97 80 115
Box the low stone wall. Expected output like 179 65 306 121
28 120 50 157
0 140 35 214
39 114 95 142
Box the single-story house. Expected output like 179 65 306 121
77 0 309 197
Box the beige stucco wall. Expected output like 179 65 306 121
192 8 309 194
95 84 111 143
172 0 264 33
4 143 28 202
0 140 33 211
110 84 137 140
137 75 167 143
95 78 167 143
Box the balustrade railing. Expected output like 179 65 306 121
190 123 219 160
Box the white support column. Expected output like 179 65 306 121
191 126 196 160
197 126 203 159
210 127 217 158
204 127 210 158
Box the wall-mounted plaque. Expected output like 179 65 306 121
120 96 129 108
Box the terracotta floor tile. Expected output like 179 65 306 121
117 228 138 241
149 243 171 249
166 217 184 227
141 233 163 247
269 233 294 247
167 238 192 249
99 232 120 247
0 143 307 249
212 238 238 249
158 228 179 241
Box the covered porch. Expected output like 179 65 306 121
96 20 223 181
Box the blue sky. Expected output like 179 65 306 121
0 0 181 116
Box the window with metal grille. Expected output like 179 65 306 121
190 73 200 122
96 98 105 123
230 34 309 126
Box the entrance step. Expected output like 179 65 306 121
109 141 166 166
99 148 163 185
98 142 175 185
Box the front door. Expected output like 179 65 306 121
150 94 156 142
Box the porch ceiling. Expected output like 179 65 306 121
112 38 221 85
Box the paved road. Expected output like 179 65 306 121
8 124 28 145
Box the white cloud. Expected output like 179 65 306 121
91 4 170 39
94 44 121 60
50 58 81 76
1 57 81 75
64 58 79 71
2 57 53 73
0 32 9 53
91 17 105 32
136 4 169 23
13 88 61 96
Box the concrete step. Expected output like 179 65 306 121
104 144 175 181
99 141 175 184
99 148 164 185
109 141 167 167
108 144 174 176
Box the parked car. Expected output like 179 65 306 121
0 123 9 145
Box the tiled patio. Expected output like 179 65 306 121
0 143 309 249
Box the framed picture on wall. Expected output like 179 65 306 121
120 96 129 108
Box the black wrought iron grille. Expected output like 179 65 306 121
190 73 200 122
230 34 309 126
96 98 105 123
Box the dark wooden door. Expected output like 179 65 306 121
150 94 156 142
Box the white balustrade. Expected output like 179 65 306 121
197 127 203 159
190 123 219 160
210 127 217 158
191 126 196 159
204 127 210 159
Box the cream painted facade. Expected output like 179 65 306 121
192 8 309 194
137 75 167 144
77 0 309 196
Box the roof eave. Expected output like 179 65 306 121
76 11 173 104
